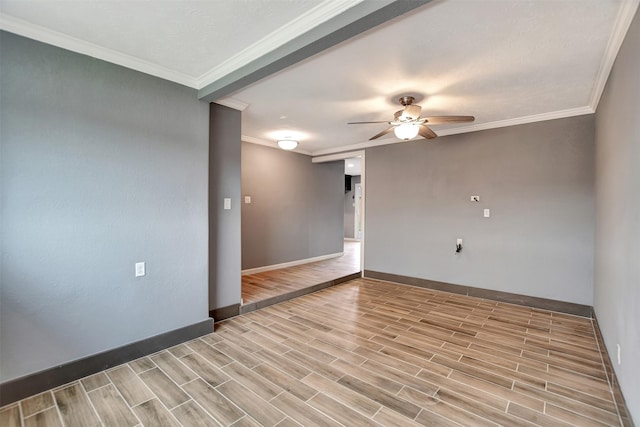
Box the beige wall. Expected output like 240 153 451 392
365 114 595 305
241 143 344 270
594 8 640 422
0 32 210 381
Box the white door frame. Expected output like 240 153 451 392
354 182 362 240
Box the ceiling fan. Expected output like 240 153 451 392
348 96 475 141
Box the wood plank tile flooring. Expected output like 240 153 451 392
0 278 624 426
242 241 360 305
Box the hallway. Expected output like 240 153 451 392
241 241 361 311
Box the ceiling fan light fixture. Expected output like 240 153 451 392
394 123 420 140
277 139 298 150
348 95 474 141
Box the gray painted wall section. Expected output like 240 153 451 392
209 104 242 310
241 143 343 270
0 32 210 382
365 115 595 305
594 8 640 421
344 175 361 238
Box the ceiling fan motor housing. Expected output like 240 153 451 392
399 104 421 121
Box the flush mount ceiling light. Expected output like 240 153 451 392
393 123 420 140
277 139 298 150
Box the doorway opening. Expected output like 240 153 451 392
343 156 363 277
328 150 366 274
238 149 365 315
344 156 363 242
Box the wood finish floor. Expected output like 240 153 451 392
0 278 624 427
242 241 361 305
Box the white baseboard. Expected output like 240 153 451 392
242 252 344 275
343 238 360 242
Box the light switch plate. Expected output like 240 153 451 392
135 262 145 277
224 198 231 210
484 209 491 218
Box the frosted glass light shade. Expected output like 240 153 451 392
394 123 420 140
277 139 298 150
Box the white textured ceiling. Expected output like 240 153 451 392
1 0 637 156
0 1 324 77
0 0 359 86
234 0 632 154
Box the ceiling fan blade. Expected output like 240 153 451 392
369 127 395 140
423 115 475 124
348 120 390 124
419 125 437 139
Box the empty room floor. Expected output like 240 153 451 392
241 241 361 305
0 278 625 427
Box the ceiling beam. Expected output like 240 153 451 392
198 0 432 102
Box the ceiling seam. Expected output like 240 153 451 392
194 0 365 89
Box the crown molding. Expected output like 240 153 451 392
0 14 198 88
0 1 365 92
242 135 313 156
436 106 595 137
215 98 249 111
311 138 399 157
242 135 275 147
588 0 640 110
194 0 363 89
312 150 365 163
309 106 595 156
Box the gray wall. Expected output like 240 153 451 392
594 8 640 421
209 104 242 310
344 175 361 238
241 143 344 270
0 32 210 381
365 115 595 305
